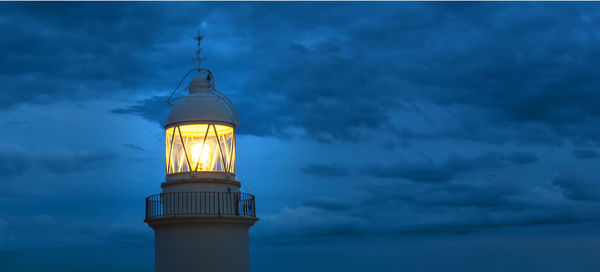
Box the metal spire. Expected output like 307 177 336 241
194 31 207 71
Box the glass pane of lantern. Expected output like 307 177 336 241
217 129 233 172
171 127 191 173
218 134 230 171
166 124 235 174
165 127 175 174
210 126 222 171
214 125 234 172
229 135 236 173
179 124 209 171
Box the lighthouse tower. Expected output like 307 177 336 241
144 35 258 272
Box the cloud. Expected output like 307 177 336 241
0 214 152 249
552 172 600 202
4 3 596 146
227 3 600 145
0 147 114 177
365 159 457 183
104 223 153 246
300 164 350 177
0 149 28 176
363 151 534 183
258 205 367 240
0 215 57 248
389 216 587 237
358 178 521 209
0 3 206 108
302 197 354 211
507 152 539 164
258 176 598 240
573 149 598 159
382 140 396 151
123 144 145 151
111 96 170 127
421 183 519 208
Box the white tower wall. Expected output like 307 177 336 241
149 217 256 272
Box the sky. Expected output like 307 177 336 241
1 2 600 271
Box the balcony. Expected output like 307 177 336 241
145 192 256 220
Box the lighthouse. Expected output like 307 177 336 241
144 34 258 272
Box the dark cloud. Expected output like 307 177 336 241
300 164 350 177
382 140 396 151
0 3 207 108
0 147 114 177
192 6 600 146
573 149 598 159
261 176 598 240
0 214 151 249
507 152 539 164
365 159 456 183
39 151 114 175
112 96 169 127
0 149 28 176
228 3 600 145
6 3 598 146
104 223 153 247
359 178 521 209
302 197 354 212
392 114 565 147
363 151 531 183
552 172 600 202
422 183 519 208
123 144 145 151
390 216 586 237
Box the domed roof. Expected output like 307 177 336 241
165 34 239 128
165 74 239 128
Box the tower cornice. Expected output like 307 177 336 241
145 215 259 229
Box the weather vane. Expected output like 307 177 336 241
194 31 207 69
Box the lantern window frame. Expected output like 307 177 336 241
165 121 236 175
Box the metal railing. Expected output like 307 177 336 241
145 192 256 219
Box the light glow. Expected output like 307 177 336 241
191 143 211 171
165 124 235 174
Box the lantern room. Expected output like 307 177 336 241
164 68 239 177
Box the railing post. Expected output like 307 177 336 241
251 196 255 217
238 194 241 216
145 197 149 218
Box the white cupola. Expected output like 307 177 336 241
164 38 239 177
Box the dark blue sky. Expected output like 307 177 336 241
1 2 600 271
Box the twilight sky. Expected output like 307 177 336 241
1 2 600 272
